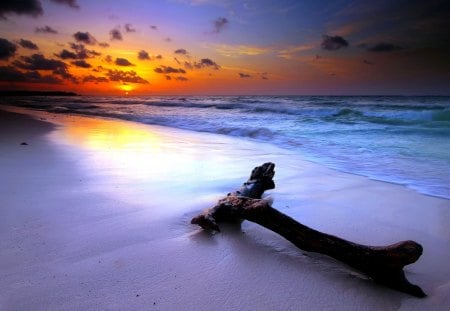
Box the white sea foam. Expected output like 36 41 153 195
2 95 450 199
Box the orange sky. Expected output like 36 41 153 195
0 0 449 95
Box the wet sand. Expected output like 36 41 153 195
1 108 449 310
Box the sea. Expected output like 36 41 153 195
2 95 450 199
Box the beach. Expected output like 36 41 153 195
1 107 450 310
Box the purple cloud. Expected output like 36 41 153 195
321 35 349 51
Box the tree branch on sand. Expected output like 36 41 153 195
191 162 426 297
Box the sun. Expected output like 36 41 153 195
119 83 134 95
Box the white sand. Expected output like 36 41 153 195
1 108 449 310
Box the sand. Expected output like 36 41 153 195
1 107 449 310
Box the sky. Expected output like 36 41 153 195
0 0 449 95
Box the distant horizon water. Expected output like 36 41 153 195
2 95 449 200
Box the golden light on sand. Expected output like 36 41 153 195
53 116 201 181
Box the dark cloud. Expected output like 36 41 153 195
115 58 134 66
174 49 188 55
175 76 188 82
0 38 17 60
73 31 97 45
13 54 67 71
155 54 163 60
150 25 158 30
165 37 172 42
71 60 91 68
92 65 104 72
106 69 148 84
213 17 228 33
83 75 108 83
363 59 374 65
99 42 110 48
18 39 38 50
56 43 100 60
184 58 220 70
53 66 77 83
196 58 220 70
12 54 76 83
321 35 349 51
110 29 122 41
49 0 79 9
260 72 269 80
35 26 58 34
0 0 43 19
165 75 171 80
138 50 150 60
105 55 113 63
55 49 78 59
125 24 136 33
365 42 403 52
239 73 251 78
154 66 186 74
0 66 62 84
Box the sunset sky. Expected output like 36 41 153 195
0 0 449 95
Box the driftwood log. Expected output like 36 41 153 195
191 162 426 297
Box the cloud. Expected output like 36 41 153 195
104 55 113 63
55 49 77 59
0 0 43 19
321 35 349 50
138 50 150 60
260 72 268 80
71 43 100 57
71 60 91 68
0 66 62 84
363 59 374 65
174 48 188 55
278 44 314 59
6 54 77 83
124 23 136 33
53 66 77 83
73 31 97 45
187 58 220 70
18 39 38 50
13 54 67 72
213 17 228 33
99 42 109 48
106 69 148 83
208 43 270 57
83 75 108 83
55 43 100 60
364 42 403 52
155 54 163 60
150 25 158 30
115 58 134 66
35 25 58 34
154 66 186 74
175 76 188 81
165 37 172 42
0 38 17 60
238 73 251 78
49 0 79 9
110 28 122 41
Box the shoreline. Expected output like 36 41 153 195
1 108 450 310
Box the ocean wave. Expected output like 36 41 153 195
216 126 275 139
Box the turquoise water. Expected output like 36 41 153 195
3 95 450 199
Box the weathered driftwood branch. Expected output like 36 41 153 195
191 162 426 297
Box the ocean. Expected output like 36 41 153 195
2 95 450 199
